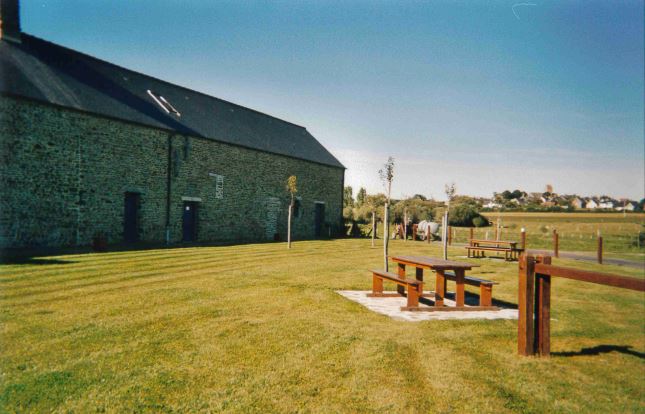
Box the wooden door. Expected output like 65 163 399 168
314 202 325 238
182 202 198 242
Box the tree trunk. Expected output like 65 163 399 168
384 203 389 271
371 211 375 248
287 204 292 249
404 210 407 242
442 211 448 260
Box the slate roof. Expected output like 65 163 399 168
0 34 344 169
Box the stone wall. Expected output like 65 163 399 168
0 96 344 248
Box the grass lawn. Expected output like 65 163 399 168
1 239 644 413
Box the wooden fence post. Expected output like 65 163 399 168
521 228 526 251
534 255 552 357
469 227 474 241
597 232 603 264
553 229 559 258
518 254 536 356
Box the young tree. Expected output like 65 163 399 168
286 175 298 249
379 157 395 270
443 183 456 259
356 187 367 207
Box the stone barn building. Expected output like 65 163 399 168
0 1 345 249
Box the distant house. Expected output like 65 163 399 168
571 197 585 209
598 197 617 209
584 198 599 209
616 201 638 212
540 194 558 207
625 201 638 211
484 201 502 209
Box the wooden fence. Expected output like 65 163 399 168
518 254 645 357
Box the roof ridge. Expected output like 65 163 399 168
19 33 308 131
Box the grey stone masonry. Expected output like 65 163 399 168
0 96 344 248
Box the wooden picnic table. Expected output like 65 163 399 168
390 255 494 311
467 239 522 261
469 238 517 247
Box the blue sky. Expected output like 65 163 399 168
21 0 644 200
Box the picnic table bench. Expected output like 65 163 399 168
368 269 423 309
443 272 499 307
367 256 499 311
466 239 522 261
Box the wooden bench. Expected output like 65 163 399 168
443 272 498 306
368 269 423 309
466 245 518 261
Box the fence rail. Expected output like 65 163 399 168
518 254 645 357
533 263 644 291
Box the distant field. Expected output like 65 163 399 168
453 212 645 257
1 239 643 412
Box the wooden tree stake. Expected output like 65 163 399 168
287 204 292 249
384 204 389 271
404 210 407 242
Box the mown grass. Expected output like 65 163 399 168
1 239 644 413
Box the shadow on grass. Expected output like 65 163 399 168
0 237 344 265
0 257 77 266
416 291 519 310
552 345 645 360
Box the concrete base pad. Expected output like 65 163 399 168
337 290 518 322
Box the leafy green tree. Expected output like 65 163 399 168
637 198 645 212
391 198 435 223
343 186 354 208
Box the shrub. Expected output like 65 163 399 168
472 216 489 227
449 204 486 227
636 231 645 248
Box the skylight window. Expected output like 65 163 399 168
147 90 181 117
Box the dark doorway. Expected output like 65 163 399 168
314 202 325 238
182 201 198 242
124 192 140 242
